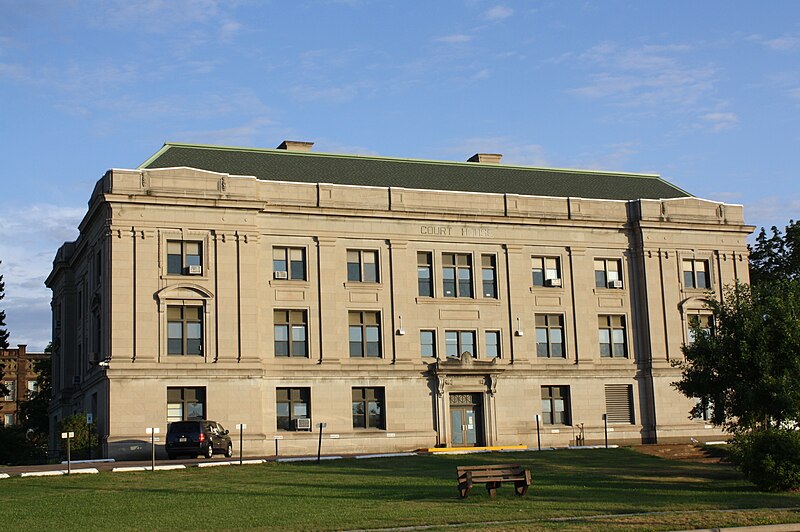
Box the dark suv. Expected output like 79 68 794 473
166 420 233 459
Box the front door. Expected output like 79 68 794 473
449 394 483 446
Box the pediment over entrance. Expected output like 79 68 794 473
428 352 504 397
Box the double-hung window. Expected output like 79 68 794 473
349 311 381 358
485 331 500 359
274 310 308 357
352 387 385 429
594 258 622 288
541 386 571 425
167 387 206 422
598 315 627 358
347 250 379 282
167 241 202 275
420 330 436 357
417 252 433 297
273 247 306 280
276 388 310 430
442 253 473 298
683 259 710 289
687 313 714 344
2 381 15 401
167 305 203 356
536 314 565 358
445 331 476 358
532 257 561 287
481 255 497 298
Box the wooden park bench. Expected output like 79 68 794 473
456 464 532 498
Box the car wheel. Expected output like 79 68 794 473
205 444 213 459
225 442 233 458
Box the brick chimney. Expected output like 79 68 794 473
467 153 502 164
277 140 314 152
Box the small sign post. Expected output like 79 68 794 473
235 424 247 465
145 427 160 471
316 422 327 463
535 414 541 451
61 432 75 474
603 414 609 449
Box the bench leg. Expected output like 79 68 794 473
514 480 529 496
485 482 500 497
458 486 471 498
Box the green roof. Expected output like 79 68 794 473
139 143 691 201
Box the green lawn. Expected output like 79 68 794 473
1 448 798 531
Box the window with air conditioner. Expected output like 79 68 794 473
594 258 622 288
532 256 562 288
273 247 306 280
276 388 310 431
167 241 202 275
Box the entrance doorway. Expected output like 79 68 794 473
449 393 484 446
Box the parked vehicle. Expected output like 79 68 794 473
165 420 233 459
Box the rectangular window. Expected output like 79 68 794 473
541 385 571 425
276 388 311 431
536 314 565 358
445 330 476 358
349 311 381 358
594 258 622 288
693 397 713 421
605 384 634 424
420 330 436 357
598 315 627 358
417 252 433 297
683 259 710 289
2 381 14 401
347 250 379 283
352 387 385 429
167 387 206 423
167 305 203 356
485 331 500 359
687 314 714 344
3 413 13 426
532 257 562 287
274 310 308 357
26 380 38 397
481 254 497 298
273 247 306 280
167 240 202 275
442 253 473 298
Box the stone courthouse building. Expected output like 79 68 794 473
46 141 752 458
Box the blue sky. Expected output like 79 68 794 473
1 0 799 351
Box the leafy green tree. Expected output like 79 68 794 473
58 413 99 460
675 281 800 433
18 343 52 448
749 220 800 286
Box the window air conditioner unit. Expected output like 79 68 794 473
187 265 202 275
294 418 311 431
545 278 562 287
274 271 288 280
609 279 623 289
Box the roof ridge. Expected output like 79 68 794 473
152 142 663 179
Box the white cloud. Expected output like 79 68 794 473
574 142 639 171
175 117 276 147
435 34 473 44
484 6 513 21
744 196 800 235
569 42 716 109
761 35 800 51
789 88 800 99
699 112 739 132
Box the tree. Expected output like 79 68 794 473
674 281 800 433
18 343 52 448
674 279 800 490
0 260 8 350
749 220 800 286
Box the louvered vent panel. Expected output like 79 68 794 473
604 384 634 424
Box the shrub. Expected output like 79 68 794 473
731 428 800 491
58 413 100 460
0 427 46 465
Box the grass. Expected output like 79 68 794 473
1 448 798 531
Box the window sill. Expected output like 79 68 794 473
162 274 209 282
592 287 627 295
529 286 565 293
344 282 383 290
414 297 501 305
269 279 310 288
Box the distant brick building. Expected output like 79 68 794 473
0 345 48 427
